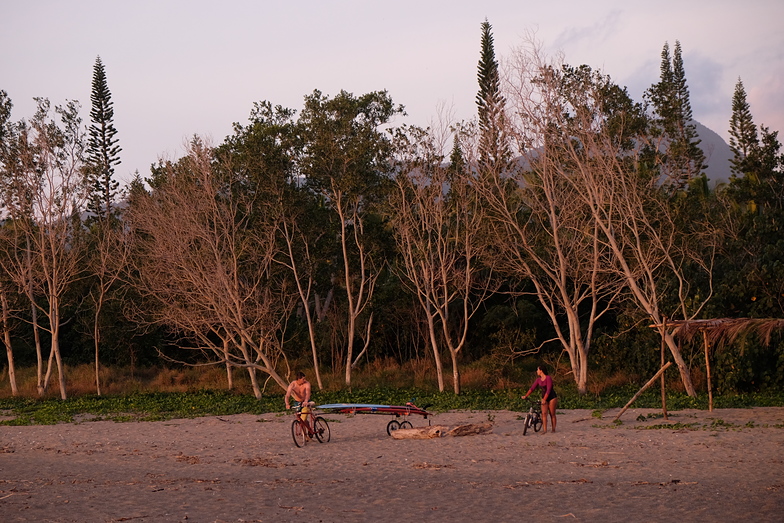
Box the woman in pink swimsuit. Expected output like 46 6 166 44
522 364 558 433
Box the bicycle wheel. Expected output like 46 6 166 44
314 416 331 443
533 413 543 433
291 419 307 447
386 419 401 436
399 420 413 429
523 413 531 435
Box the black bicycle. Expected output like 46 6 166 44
522 399 543 435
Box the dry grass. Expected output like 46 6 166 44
0 364 261 399
314 358 443 391
586 371 636 396
0 357 512 399
1 356 651 400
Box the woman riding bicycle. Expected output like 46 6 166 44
522 364 558 433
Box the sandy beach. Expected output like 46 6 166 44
1 406 783 522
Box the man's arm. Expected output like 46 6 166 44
284 382 294 409
302 381 312 404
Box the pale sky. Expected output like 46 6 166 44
2 0 782 183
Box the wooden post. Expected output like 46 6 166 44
704 331 713 412
613 361 673 422
660 318 668 420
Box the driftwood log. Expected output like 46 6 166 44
446 422 494 437
390 422 493 440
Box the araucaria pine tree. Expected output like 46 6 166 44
728 78 759 176
476 19 510 174
86 56 121 219
646 41 706 189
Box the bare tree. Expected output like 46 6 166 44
84 217 129 395
500 44 713 396
125 139 292 397
334 186 380 385
0 283 18 395
390 125 498 394
464 45 626 394
0 98 88 399
278 217 324 389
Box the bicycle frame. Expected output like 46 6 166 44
522 399 543 435
291 404 330 447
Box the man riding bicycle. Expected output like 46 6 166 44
284 371 313 417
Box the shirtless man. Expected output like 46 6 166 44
284 371 312 410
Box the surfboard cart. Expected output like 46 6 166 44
317 401 433 436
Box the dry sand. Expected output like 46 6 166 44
1 407 783 522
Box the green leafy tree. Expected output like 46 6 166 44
217 101 332 389
713 94 784 390
298 89 403 386
85 56 121 220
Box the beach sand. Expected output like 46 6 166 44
1 407 783 522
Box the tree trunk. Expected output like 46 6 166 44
26 245 45 396
450 350 461 395
663 331 696 397
93 294 103 396
425 310 445 392
51 298 67 400
223 338 233 390
305 306 323 390
344 315 355 387
1 289 17 396
247 366 260 399
577 348 588 395
237 338 262 399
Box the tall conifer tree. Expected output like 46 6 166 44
476 19 509 173
647 41 705 189
86 56 121 219
728 78 759 176
448 135 465 177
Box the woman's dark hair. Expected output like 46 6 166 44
537 364 549 376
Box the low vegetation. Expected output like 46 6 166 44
1 362 782 426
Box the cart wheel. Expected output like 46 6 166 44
314 416 331 443
399 420 413 429
386 419 401 436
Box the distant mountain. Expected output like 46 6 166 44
507 121 734 187
695 121 733 187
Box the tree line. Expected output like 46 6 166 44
1 23 782 399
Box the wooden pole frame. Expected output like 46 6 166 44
660 318 668 420
703 331 713 412
613 361 673 422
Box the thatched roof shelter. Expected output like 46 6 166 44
654 318 784 348
648 318 784 412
